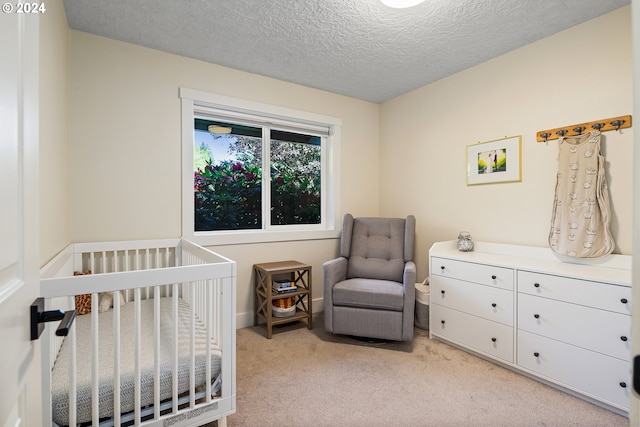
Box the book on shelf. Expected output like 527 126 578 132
272 284 297 293
273 279 295 289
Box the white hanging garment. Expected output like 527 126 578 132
548 130 615 258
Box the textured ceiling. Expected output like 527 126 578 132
63 0 629 103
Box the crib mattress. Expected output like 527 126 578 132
51 297 222 426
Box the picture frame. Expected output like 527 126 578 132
466 135 522 185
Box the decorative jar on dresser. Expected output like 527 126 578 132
429 240 632 415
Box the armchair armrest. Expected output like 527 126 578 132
401 261 417 341
403 261 417 292
323 257 348 333
323 257 348 293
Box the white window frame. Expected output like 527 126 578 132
180 87 341 245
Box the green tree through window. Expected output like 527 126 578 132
194 119 321 231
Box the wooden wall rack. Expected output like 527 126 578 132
536 115 632 142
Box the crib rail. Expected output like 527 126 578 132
40 239 236 427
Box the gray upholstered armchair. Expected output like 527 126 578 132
323 214 416 342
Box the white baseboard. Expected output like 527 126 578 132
236 297 324 329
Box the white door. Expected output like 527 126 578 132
0 10 42 427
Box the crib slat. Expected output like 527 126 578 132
214 278 221 345
206 280 212 402
134 288 141 425
69 296 78 427
190 281 196 408
221 276 235 402
172 283 179 413
113 293 121 426
154 287 161 419
91 292 100 425
145 248 151 299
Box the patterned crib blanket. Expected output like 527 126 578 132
51 297 222 426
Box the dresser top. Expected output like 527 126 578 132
430 241 631 287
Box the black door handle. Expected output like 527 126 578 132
30 297 77 340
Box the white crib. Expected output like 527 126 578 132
39 239 236 427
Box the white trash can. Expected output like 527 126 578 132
414 279 430 330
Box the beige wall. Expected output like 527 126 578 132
68 31 380 323
380 6 633 281
39 0 70 265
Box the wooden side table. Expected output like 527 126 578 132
253 261 312 339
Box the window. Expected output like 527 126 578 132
181 88 341 245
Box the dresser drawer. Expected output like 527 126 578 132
431 304 513 362
430 275 513 326
517 330 630 410
518 293 631 361
518 270 631 315
431 257 513 290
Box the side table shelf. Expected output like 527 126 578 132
253 260 312 339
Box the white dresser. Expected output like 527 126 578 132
429 240 632 414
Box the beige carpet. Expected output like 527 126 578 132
227 314 628 427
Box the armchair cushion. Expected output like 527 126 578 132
332 279 404 311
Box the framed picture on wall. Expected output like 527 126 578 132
466 135 522 185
